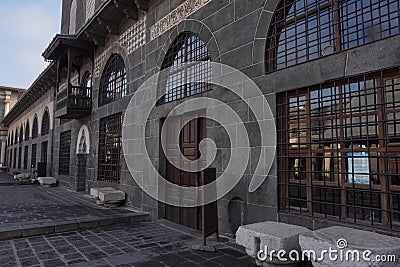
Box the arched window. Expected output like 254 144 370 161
25 121 30 141
99 54 127 106
41 110 50 136
266 0 400 71
161 32 211 103
32 116 39 139
14 129 18 145
19 126 23 144
11 131 14 145
69 0 77 34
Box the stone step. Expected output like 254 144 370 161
0 212 150 241
38 177 57 186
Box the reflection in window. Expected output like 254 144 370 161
161 33 211 103
267 0 400 71
278 70 400 228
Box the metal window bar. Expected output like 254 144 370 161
161 33 211 103
98 113 123 183
99 55 127 107
267 0 400 72
277 68 400 231
32 118 39 139
31 144 37 169
59 131 71 175
41 111 50 136
23 146 28 169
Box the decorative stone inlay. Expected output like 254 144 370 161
150 0 211 40
85 0 96 22
94 17 147 77
118 16 146 54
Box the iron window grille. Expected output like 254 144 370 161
41 110 50 136
267 0 400 72
14 130 18 145
18 147 22 169
59 131 71 175
24 146 28 169
19 127 23 144
277 68 400 230
160 32 212 104
31 144 37 169
32 117 39 139
9 149 12 168
98 113 123 183
25 122 30 141
13 148 16 168
99 54 127 107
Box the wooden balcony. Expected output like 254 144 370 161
55 85 92 119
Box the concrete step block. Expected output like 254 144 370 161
90 187 115 198
236 221 311 266
98 190 125 202
38 177 57 186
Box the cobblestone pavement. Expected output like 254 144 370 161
0 185 144 234
0 222 256 267
0 172 15 185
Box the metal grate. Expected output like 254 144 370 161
277 69 400 230
25 121 30 141
24 146 28 169
59 131 71 175
18 147 22 169
9 149 12 168
161 32 211 103
267 0 400 71
32 117 39 139
41 110 50 136
31 144 37 169
19 126 23 144
98 113 123 183
99 54 127 107
14 130 18 145
13 148 16 168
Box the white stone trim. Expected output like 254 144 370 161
150 0 211 40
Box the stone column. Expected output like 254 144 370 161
0 136 6 165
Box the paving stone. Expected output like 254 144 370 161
19 256 40 267
0 184 149 240
42 258 66 267
0 221 256 266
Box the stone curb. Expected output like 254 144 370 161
0 213 150 241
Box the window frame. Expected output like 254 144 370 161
278 69 400 229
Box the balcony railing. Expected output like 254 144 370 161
55 85 92 118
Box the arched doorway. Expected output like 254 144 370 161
76 125 90 191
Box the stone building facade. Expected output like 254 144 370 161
0 86 25 166
2 0 400 238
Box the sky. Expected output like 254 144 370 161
0 0 62 89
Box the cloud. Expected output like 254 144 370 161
0 1 60 88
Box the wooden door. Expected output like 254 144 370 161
165 116 204 229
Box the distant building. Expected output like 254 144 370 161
0 86 25 166
2 0 400 237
